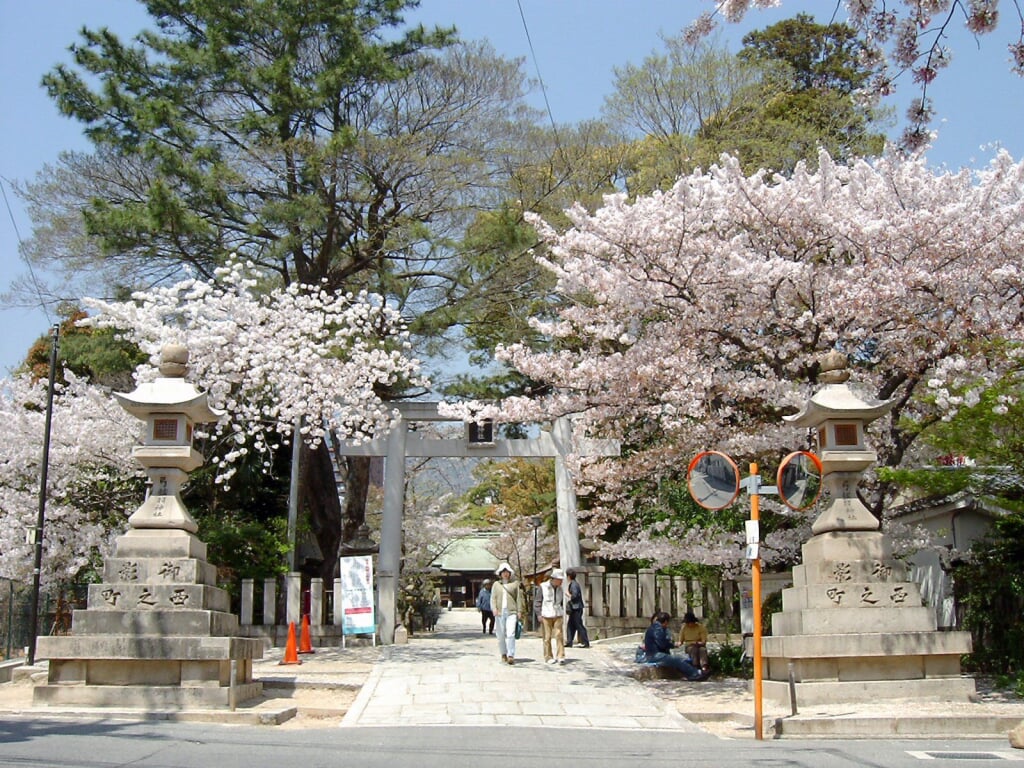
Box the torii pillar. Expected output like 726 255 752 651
337 402 618 644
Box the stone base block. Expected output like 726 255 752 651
34 681 262 709
87 583 229 613
765 653 963 683
103 558 218 587
69 609 240 637
793 560 908 587
772 606 935 635
114 529 207 559
801 531 890 563
760 676 976 706
37 634 264 662
762 631 972 660
781 581 922 611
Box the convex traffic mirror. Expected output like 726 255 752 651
777 450 823 511
687 450 741 510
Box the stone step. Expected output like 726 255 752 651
761 677 977 706
33 681 262 709
772 713 1021 739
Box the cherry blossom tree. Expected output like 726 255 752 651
83 259 424 481
458 149 1024 573
82 260 424 581
690 1 1023 151
0 372 140 586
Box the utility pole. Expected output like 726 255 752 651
28 323 59 666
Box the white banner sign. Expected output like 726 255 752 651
339 555 375 636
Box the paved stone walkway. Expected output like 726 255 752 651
339 608 702 731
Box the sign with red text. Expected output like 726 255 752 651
339 555 375 636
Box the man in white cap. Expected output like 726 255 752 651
490 562 521 664
540 568 567 664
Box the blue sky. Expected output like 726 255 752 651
2 0 1022 375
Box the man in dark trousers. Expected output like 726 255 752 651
476 580 494 634
564 568 590 648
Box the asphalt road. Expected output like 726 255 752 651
0 719 1019 768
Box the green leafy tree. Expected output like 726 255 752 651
440 119 630 402
707 13 887 172
22 307 147 390
26 1 540 582
606 17 887 193
461 457 556 529
953 510 1024 674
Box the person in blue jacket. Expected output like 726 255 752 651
641 611 709 681
476 580 494 634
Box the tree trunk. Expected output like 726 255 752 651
343 455 371 544
300 441 343 584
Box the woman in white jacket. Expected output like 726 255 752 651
490 562 521 665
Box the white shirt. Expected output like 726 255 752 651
540 580 564 619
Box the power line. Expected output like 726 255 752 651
516 0 561 139
0 174 54 324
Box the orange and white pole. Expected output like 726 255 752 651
750 462 764 741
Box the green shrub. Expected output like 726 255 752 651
709 641 751 678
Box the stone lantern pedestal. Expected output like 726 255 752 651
760 353 974 706
34 344 264 709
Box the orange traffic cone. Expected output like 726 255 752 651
279 621 302 665
298 614 315 654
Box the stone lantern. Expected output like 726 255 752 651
757 351 975 712
34 343 264 711
783 350 895 535
113 343 220 533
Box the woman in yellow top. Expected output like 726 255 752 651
678 610 709 672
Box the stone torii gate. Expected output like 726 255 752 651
335 402 618 644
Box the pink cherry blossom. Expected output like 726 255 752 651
82 259 425 486
468 149 1024 572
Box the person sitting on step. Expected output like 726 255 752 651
641 611 709 681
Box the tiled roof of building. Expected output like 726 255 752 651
431 533 503 573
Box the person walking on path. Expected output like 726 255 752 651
678 610 709 672
564 568 590 649
476 580 495 634
491 562 521 665
642 611 708 681
539 568 567 664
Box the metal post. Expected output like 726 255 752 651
750 462 764 741
28 324 59 666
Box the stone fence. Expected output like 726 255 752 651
235 568 793 646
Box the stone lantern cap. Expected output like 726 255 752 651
784 352 895 428
114 343 221 424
